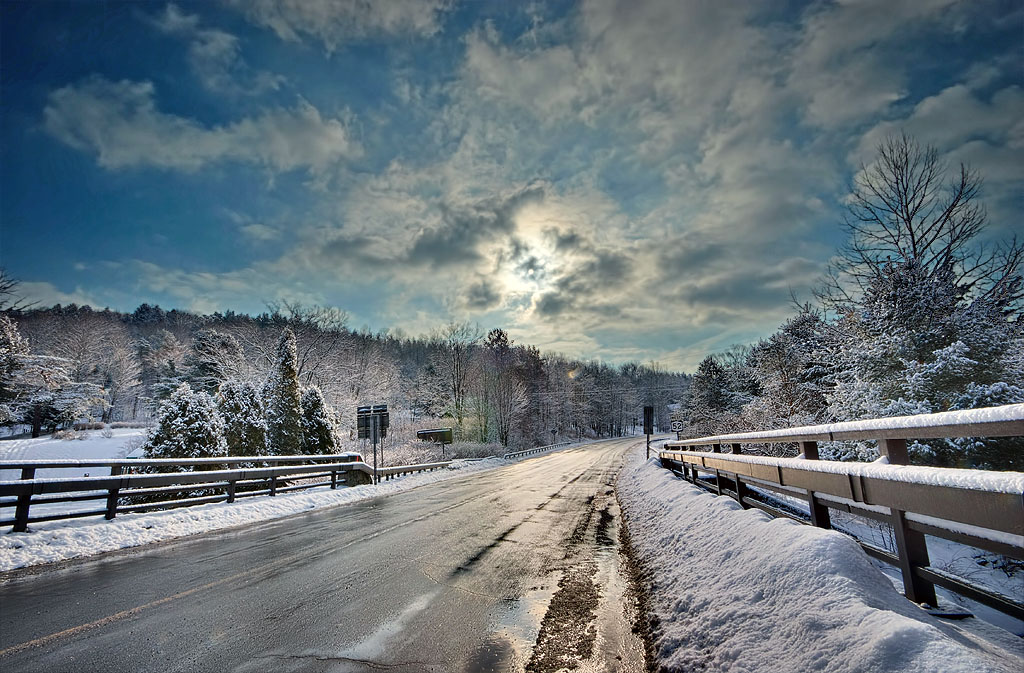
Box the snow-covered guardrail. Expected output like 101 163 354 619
660 404 1024 620
0 454 373 533
503 441 571 460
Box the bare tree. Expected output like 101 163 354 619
435 322 481 439
0 268 34 312
818 132 1022 313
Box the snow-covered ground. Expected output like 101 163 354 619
0 428 147 480
617 445 1024 673
0 455 511 571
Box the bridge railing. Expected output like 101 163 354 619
659 404 1024 620
0 454 373 533
504 441 571 460
377 461 452 480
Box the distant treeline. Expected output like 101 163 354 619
2 301 686 449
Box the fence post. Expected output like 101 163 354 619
878 438 909 464
105 465 122 520
800 441 831 529
892 509 937 605
13 467 35 533
735 474 749 509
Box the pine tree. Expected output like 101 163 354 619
143 383 228 462
301 386 337 454
264 328 303 455
217 380 268 456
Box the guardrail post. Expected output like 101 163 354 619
13 467 35 533
330 470 338 489
269 461 278 496
227 480 237 503
878 438 909 464
712 443 722 453
892 509 936 606
735 474 749 509
106 465 122 520
799 441 831 529
731 443 742 455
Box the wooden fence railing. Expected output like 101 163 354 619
659 404 1024 620
0 454 373 533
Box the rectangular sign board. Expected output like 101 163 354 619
416 427 453 444
357 404 389 440
643 406 654 435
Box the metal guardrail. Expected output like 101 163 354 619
659 404 1024 620
0 454 372 533
503 442 571 460
377 461 451 480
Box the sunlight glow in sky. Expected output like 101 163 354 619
2 1 1021 370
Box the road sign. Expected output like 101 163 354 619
416 428 453 444
643 406 653 435
670 420 684 432
357 404 389 440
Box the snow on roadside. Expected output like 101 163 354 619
0 457 509 572
617 445 1023 673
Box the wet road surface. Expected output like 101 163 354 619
0 437 648 672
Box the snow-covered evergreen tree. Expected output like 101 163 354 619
264 328 303 455
143 383 228 462
683 356 735 436
217 380 268 456
744 311 828 430
821 260 1022 465
300 386 336 454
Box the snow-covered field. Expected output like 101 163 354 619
617 445 1024 673
0 428 147 480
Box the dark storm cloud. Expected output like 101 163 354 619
318 183 546 270
463 277 502 310
407 184 545 269
531 247 634 320
659 256 822 312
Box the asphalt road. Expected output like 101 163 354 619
0 437 648 672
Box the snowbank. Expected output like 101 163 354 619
617 447 1023 673
0 457 509 572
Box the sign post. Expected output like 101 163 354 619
358 404 389 484
643 406 653 460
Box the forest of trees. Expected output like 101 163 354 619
0 291 685 458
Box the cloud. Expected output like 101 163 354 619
225 0 453 52
148 3 284 95
44 77 360 175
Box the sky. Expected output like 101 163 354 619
1 0 1021 371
